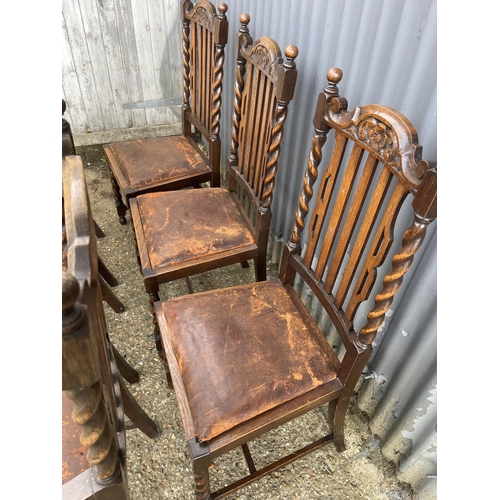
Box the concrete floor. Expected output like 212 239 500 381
78 144 416 500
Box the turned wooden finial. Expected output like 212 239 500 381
62 98 67 116
239 13 250 28
327 67 343 85
326 68 343 96
237 13 251 49
284 45 299 68
218 3 227 15
324 67 347 112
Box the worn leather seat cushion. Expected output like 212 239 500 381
160 280 339 441
107 135 210 188
136 188 256 270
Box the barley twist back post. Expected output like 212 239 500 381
181 0 192 137
62 271 121 484
228 13 250 169
358 167 437 345
210 3 228 137
261 45 298 210
289 68 346 247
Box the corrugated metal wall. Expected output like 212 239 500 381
62 1 437 498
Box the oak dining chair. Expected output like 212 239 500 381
130 15 299 359
62 156 159 481
153 67 437 499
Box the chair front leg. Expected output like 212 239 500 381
148 288 173 389
108 168 128 225
329 345 372 451
189 439 212 500
148 289 162 352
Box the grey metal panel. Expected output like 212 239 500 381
220 0 437 240
357 229 437 495
221 1 437 497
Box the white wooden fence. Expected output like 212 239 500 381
62 0 183 145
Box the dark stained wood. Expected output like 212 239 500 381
153 67 437 499
63 98 125 313
62 99 76 158
62 99 104 238
62 270 127 498
130 16 299 359
62 155 159 499
103 0 229 225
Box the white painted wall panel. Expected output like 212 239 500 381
62 0 182 144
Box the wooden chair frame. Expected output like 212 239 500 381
62 156 159 499
63 98 125 313
103 0 229 225
63 271 130 499
154 68 437 499
129 15 299 355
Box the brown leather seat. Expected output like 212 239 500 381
159 280 340 441
105 135 210 190
103 1 229 225
136 189 255 271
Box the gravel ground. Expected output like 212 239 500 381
77 144 415 500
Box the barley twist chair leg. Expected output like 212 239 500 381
108 168 127 225
189 440 212 500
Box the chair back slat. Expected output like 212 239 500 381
324 156 393 298
343 180 408 320
228 15 298 220
313 142 365 282
190 23 198 117
182 0 227 136
238 66 274 195
322 152 379 295
332 175 406 308
280 68 437 348
303 132 348 269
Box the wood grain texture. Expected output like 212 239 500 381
62 2 103 132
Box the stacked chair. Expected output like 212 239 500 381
62 156 159 499
63 1 437 499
